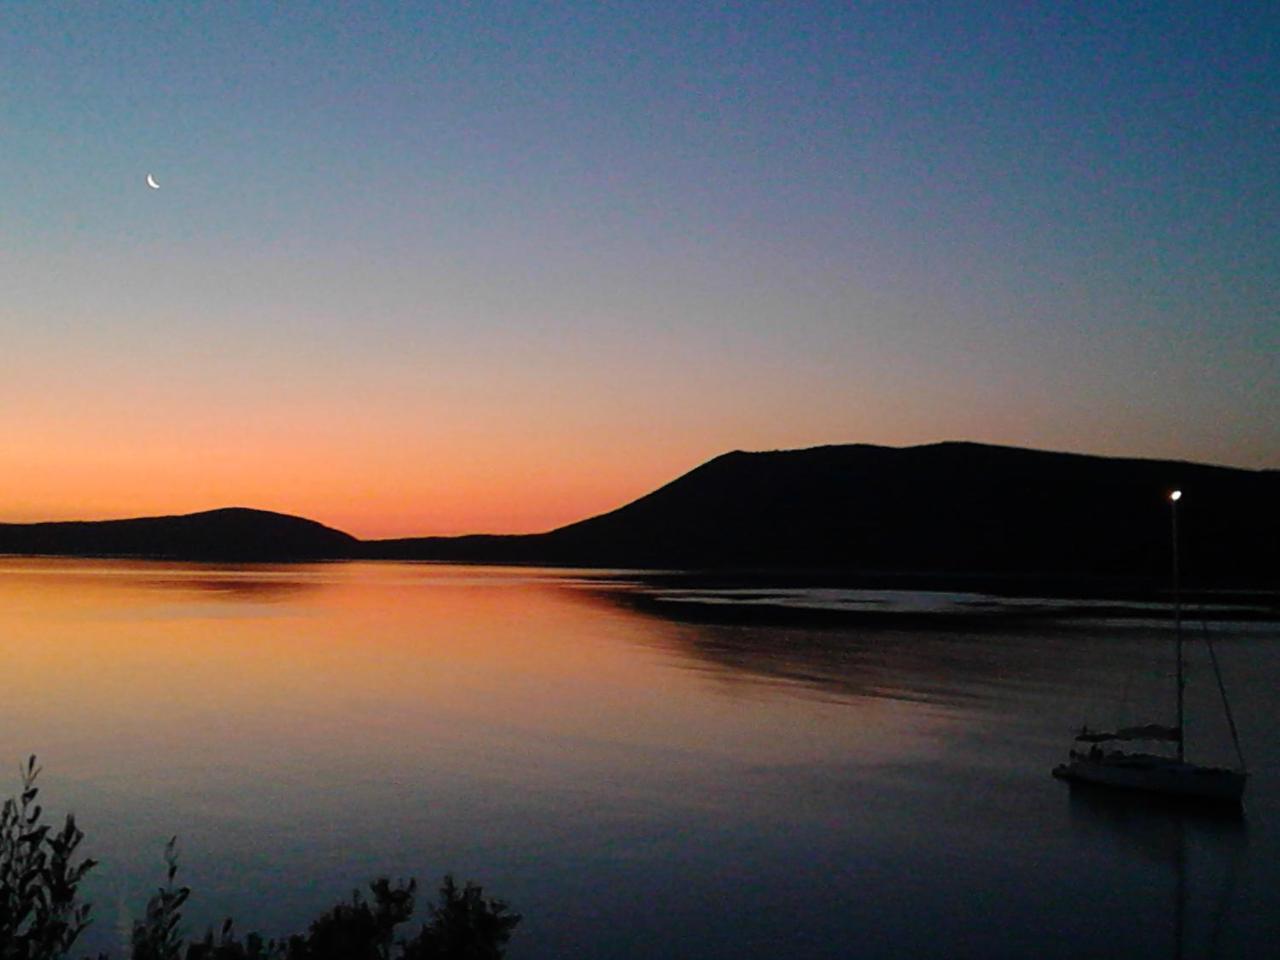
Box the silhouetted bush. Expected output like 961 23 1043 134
0 757 97 959
176 873 519 960
400 876 520 960
130 839 190 960
0 759 519 960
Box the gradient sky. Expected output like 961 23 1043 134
4 1 1277 537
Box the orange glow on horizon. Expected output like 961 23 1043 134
0 418 695 538
7 370 1270 539
1 336 1048 538
0 458 658 540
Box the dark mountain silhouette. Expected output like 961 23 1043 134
0 443 1275 585
364 442 1279 586
0 507 356 561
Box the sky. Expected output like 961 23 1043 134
3 1 1277 537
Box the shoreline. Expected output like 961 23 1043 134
3 551 1277 624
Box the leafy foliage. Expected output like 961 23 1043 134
0 757 97 960
179 874 520 960
401 876 520 960
0 760 520 960
130 839 190 960
280 877 416 960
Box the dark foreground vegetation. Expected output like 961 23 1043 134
1 759 519 960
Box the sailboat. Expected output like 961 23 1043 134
1052 490 1248 805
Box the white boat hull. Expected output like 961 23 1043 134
1053 755 1245 804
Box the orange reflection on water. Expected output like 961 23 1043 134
0 559 953 813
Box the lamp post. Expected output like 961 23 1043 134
1170 489 1183 763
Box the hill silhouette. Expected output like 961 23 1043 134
0 444 1276 585
0 507 356 561
365 442 1279 585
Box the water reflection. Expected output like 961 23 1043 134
0 559 1273 960
136 568 326 601
599 584 1154 712
1067 785 1248 960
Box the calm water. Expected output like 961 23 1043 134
2 559 1277 958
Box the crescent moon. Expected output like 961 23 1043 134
146 174 160 190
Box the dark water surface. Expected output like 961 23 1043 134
2 559 1276 958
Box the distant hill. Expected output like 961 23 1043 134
364 442 1279 585
1 444 1276 585
0 507 357 561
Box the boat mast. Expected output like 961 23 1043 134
1170 489 1184 764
